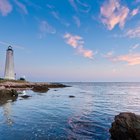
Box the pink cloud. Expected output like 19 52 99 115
64 33 94 59
100 0 129 30
105 52 140 66
114 54 140 65
0 0 12 16
14 0 28 14
78 47 94 59
131 8 139 16
64 33 83 48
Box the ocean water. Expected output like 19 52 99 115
0 82 140 140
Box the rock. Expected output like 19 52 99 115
110 112 140 140
69 95 75 98
0 89 18 104
32 85 49 93
47 83 70 88
21 95 31 99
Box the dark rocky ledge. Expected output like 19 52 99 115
110 112 140 140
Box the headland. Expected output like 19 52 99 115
0 79 68 93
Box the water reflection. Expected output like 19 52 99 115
3 102 13 125
0 90 18 126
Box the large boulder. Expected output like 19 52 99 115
110 112 140 140
0 89 18 104
32 85 49 93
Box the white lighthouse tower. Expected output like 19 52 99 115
4 46 15 80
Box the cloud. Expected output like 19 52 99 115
114 54 140 65
39 20 56 38
131 8 139 16
46 4 55 9
51 11 70 27
131 43 140 49
64 33 83 48
76 0 91 13
103 51 114 58
129 43 140 52
135 0 140 3
64 33 94 59
125 26 140 38
69 0 91 13
73 16 81 27
69 0 78 12
0 40 25 49
100 0 129 30
14 0 28 14
105 51 140 66
77 47 94 59
0 0 12 16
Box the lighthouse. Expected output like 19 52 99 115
4 46 15 80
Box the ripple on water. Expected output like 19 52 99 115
0 82 140 140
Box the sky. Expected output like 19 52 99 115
0 0 140 82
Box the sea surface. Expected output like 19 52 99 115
0 82 140 140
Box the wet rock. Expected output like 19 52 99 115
21 95 31 99
48 83 70 88
32 85 49 93
0 89 18 104
110 112 140 140
69 95 75 98
54 90 58 91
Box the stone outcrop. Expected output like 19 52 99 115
0 89 18 104
32 85 49 93
110 112 140 140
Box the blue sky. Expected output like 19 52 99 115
0 0 140 82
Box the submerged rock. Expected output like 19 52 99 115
110 112 140 140
21 95 31 99
32 85 49 93
69 95 75 98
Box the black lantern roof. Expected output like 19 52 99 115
7 46 13 51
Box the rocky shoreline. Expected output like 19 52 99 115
0 81 69 104
0 81 68 91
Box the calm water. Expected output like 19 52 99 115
0 82 140 140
